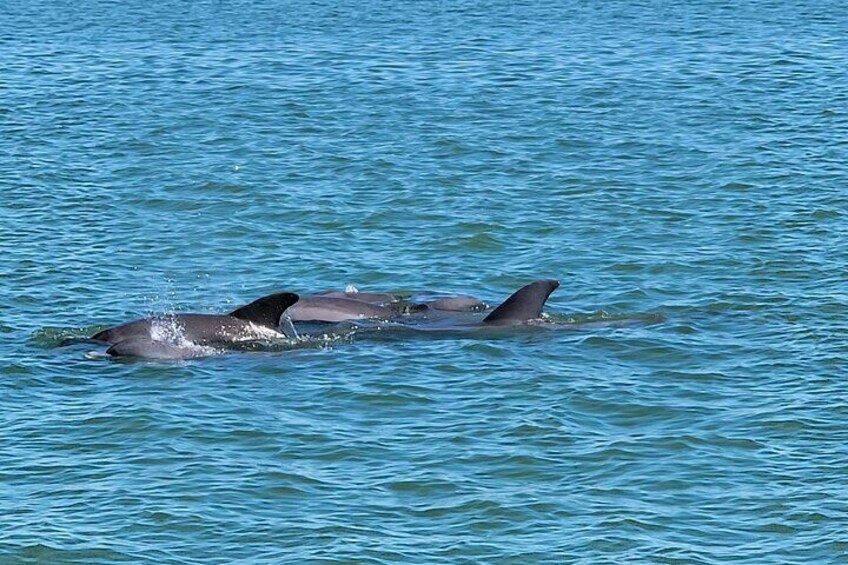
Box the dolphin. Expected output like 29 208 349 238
382 279 559 333
418 295 487 312
301 280 560 335
314 290 398 305
92 292 300 351
285 296 393 322
312 290 487 315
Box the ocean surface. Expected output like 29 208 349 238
3 0 848 562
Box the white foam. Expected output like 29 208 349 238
150 315 188 345
238 323 286 341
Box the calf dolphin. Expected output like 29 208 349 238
92 292 300 353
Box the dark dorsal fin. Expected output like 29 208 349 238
483 280 559 325
229 292 299 328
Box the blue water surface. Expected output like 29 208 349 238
3 1 848 563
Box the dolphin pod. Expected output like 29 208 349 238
89 280 560 359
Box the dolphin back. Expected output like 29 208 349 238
427 295 487 312
91 319 152 344
483 280 560 325
286 296 392 322
228 292 299 328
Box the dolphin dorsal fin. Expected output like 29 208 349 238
483 280 559 325
229 292 299 328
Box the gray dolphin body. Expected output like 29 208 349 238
93 292 299 358
285 296 393 322
420 295 487 312
319 290 486 312
314 290 398 305
307 290 489 316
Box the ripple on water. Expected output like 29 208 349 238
4 0 848 563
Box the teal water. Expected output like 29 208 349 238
3 0 848 562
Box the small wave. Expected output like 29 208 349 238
30 326 103 348
543 311 666 328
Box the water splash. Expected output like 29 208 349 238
147 316 221 358
149 315 188 345
279 314 299 339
